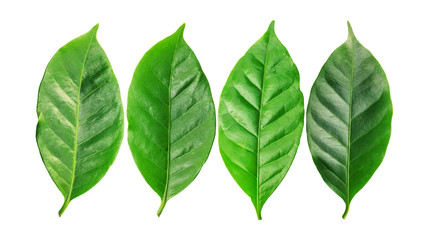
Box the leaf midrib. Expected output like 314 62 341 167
157 32 182 216
255 31 272 220
59 31 96 216
344 37 355 219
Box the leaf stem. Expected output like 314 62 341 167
342 204 350 219
157 199 167 217
256 209 262 220
58 198 70 217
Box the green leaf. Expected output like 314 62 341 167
306 22 393 219
36 24 124 216
218 21 304 220
127 24 216 216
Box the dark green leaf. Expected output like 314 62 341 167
218 21 304 220
306 22 393 218
36 24 124 216
127 24 216 216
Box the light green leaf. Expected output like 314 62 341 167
127 24 216 216
306 22 393 218
36 24 124 216
218 21 304 220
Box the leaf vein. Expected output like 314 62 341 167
224 111 258 138
260 144 293 168
81 79 109 102
171 72 200 101
233 86 259 111
309 111 347 147
315 157 347 185
77 117 117 147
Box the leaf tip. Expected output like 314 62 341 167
347 21 355 40
176 23 186 34
92 23 100 33
268 20 276 33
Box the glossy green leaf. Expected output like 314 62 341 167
306 22 393 219
127 24 216 216
218 21 304 220
36 24 124 216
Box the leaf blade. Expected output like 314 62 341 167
306 22 392 218
218 21 304 219
127 24 216 216
36 25 124 216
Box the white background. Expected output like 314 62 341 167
1 0 426 239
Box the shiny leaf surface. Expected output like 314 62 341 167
36 25 124 216
127 24 216 216
306 22 393 218
218 21 304 220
